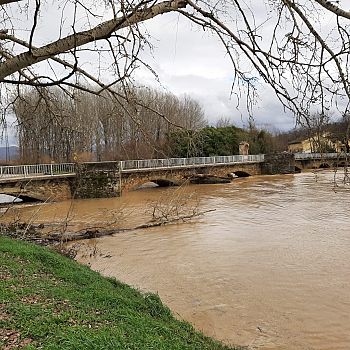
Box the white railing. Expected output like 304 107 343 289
0 155 265 180
294 153 350 160
0 163 75 180
2 152 347 180
120 154 265 171
0 153 350 180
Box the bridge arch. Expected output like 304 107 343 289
134 179 179 190
233 170 251 177
16 195 42 202
150 179 179 187
336 161 347 168
125 176 181 192
0 194 23 204
0 191 43 202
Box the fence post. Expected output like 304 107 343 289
119 161 123 196
23 165 28 178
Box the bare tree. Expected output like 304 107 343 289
14 87 97 162
0 0 349 128
13 85 205 161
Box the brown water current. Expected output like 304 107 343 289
4 171 350 349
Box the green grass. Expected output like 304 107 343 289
0 237 243 350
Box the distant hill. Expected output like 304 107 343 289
0 146 19 161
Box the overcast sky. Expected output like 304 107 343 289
136 12 296 131
2 0 348 147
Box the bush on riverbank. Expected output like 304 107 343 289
0 237 242 350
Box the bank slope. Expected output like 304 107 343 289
0 237 242 350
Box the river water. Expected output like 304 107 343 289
3 171 350 349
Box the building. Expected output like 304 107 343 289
287 133 347 153
287 139 313 153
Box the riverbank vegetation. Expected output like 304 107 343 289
0 236 243 350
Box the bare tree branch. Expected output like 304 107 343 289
314 0 350 20
0 0 188 80
1 0 350 133
0 0 22 5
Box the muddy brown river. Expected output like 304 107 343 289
3 171 350 349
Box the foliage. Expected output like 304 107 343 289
166 129 200 158
0 236 242 350
245 129 274 155
200 127 241 157
167 126 241 157
167 125 274 157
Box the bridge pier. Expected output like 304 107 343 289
261 153 295 175
72 162 120 199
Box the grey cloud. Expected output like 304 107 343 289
138 12 296 131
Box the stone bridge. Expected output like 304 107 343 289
0 155 269 201
119 162 262 192
1 152 346 202
294 153 348 171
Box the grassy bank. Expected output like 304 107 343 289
0 237 242 350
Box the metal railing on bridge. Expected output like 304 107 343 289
0 155 265 180
294 153 350 160
0 163 75 180
2 153 349 181
120 154 265 171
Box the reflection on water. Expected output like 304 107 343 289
3 171 350 349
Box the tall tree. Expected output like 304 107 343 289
14 86 205 162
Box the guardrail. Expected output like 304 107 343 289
1 152 346 180
0 163 75 179
120 154 265 171
0 155 265 180
294 153 350 160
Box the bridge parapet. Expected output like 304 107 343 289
0 163 75 181
120 154 265 172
